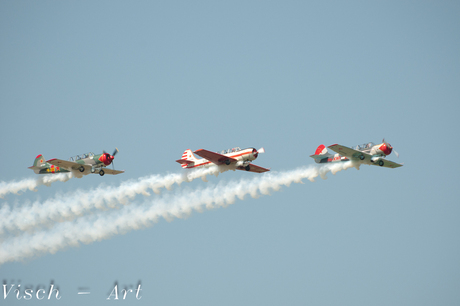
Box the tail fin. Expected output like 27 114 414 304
32 154 46 167
28 154 47 173
314 145 328 156
176 149 198 168
310 145 332 163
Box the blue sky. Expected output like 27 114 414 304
1 1 459 305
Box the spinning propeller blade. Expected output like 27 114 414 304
383 138 399 157
101 148 119 166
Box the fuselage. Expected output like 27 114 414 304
33 163 70 174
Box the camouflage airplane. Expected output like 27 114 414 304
28 148 124 176
310 139 403 169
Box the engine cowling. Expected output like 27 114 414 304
379 143 392 156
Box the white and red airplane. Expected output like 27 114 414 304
176 147 270 173
310 139 403 169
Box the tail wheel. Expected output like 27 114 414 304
245 165 250 171
99 169 105 176
225 159 231 165
79 166 85 172
359 155 365 160
378 160 384 167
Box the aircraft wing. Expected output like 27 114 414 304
236 164 270 173
47 158 92 171
327 144 372 160
374 159 403 169
194 149 238 165
99 168 125 175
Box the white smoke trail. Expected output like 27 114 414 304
0 166 224 236
0 173 74 198
0 162 357 265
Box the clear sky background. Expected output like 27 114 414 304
1 1 459 305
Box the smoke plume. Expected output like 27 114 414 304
0 173 74 198
0 162 357 265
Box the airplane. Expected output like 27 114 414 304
176 147 270 173
28 148 125 176
310 139 403 169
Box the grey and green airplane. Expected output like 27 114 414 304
28 149 124 176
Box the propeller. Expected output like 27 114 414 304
382 139 399 158
252 147 265 159
100 148 119 166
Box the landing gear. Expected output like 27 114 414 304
378 160 384 167
359 155 365 160
225 159 231 165
245 165 250 171
79 166 85 172
99 169 105 176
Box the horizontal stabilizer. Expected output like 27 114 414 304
309 154 324 160
28 166 44 170
309 154 329 164
176 159 194 165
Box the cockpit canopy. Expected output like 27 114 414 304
68 152 95 161
354 142 375 151
220 147 241 154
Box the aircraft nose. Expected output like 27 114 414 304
104 154 114 165
380 143 392 155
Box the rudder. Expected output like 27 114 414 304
314 145 328 156
28 154 48 173
177 149 198 168
181 149 198 161
310 145 332 164
33 154 47 167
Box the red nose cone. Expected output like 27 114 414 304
253 148 258 159
99 153 114 166
380 143 392 155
